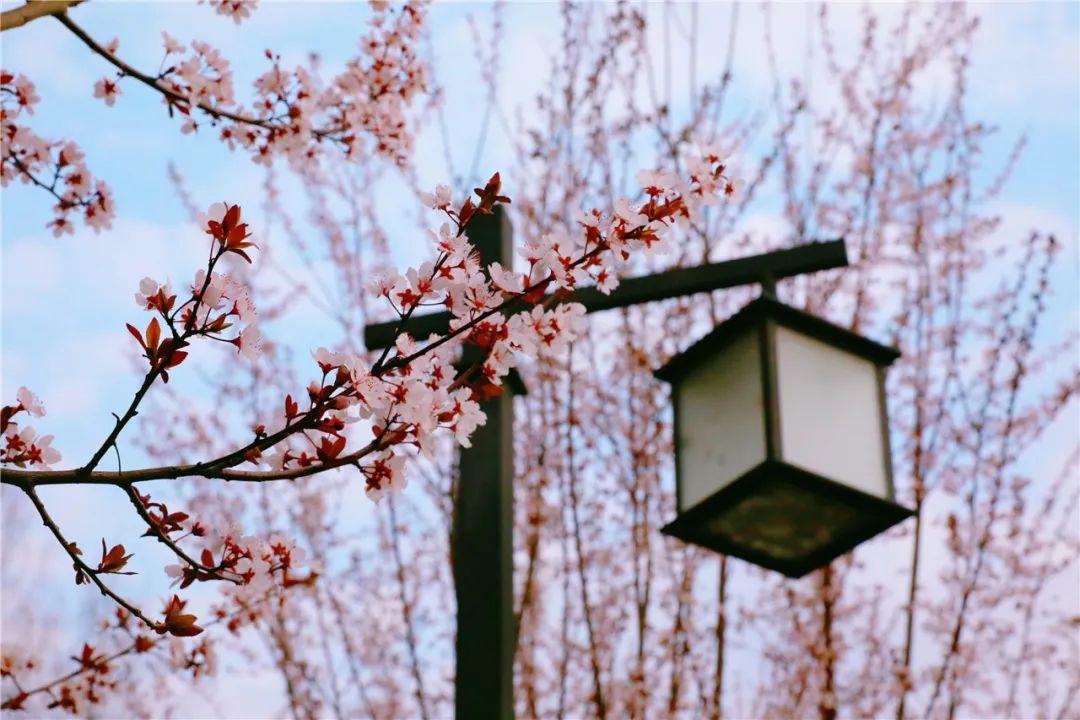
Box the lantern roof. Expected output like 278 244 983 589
654 295 900 385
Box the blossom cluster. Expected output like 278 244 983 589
251 339 488 502
126 202 261 382
394 158 731 376
0 387 60 468
0 579 288 714
256 159 733 501
0 161 731 709
1 643 117 714
1 586 273 713
95 2 429 170
164 522 307 596
117 487 309 638
203 0 258 25
152 36 236 134
1 71 115 236
8 2 427 233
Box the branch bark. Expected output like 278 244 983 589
0 1 80 32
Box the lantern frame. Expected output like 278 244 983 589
655 295 913 578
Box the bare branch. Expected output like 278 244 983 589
0 1 80 32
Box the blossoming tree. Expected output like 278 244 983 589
1 2 1077 719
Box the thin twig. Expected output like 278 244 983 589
21 485 162 632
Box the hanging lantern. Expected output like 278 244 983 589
655 295 913 578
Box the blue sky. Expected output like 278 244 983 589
2 0 1076 439
3 0 1075 477
1 2 1077 715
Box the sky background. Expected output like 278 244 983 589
3 1 1076 468
1 2 1077 716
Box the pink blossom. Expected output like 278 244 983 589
235 326 262 360
16 387 45 417
205 0 258 25
161 31 184 55
420 184 452 209
93 78 121 107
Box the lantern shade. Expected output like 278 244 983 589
655 296 912 578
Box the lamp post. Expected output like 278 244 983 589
450 208 516 720
363 208 911 719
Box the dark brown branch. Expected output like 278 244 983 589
2 644 136 710
386 497 430 720
83 369 160 473
53 12 342 141
117 483 241 585
21 485 162 632
54 13 271 128
1 586 281 709
565 346 608 720
3 155 97 211
1 435 383 488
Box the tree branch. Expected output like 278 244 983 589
1 586 283 710
117 483 241 585
83 368 160 473
1 437 383 488
0 1 80 32
52 12 343 141
21 485 162 632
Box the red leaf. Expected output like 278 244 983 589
223 203 241 230
166 351 188 369
97 540 133 574
1 691 29 710
458 196 475 227
159 595 204 637
125 323 145 350
145 318 161 355
317 435 346 462
226 223 248 248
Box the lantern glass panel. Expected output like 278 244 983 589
773 325 888 499
675 328 765 512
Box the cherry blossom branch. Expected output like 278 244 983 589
4 154 89 209
4 383 384 488
21 484 163 633
386 497 430 720
0 586 283 711
7 161 729 493
8 3 426 232
53 13 272 131
2 643 134 711
118 483 241 585
0 0 80 32
83 370 160 474
1 72 116 236
564 349 608 719
1 438 379 487
53 6 423 157
84 226 242 473
2 162 732 676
